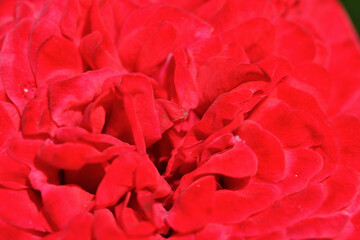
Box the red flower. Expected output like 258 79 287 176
0 0 360 239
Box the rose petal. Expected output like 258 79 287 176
275 19 316 64
80 31 125 71
287 213 349 239
95 153 138 208
121 74 162 147
196 57 269 113
120 4 212 48
0 188 48 231
238 184 325 236
167 176 216 233
93 209 127 240
247 231 287 240
0 19 36 112
332 115 360 172
195 223 233 240
212 183 279 224
136 22 177 75
0 140 29 189
196 141 258 179
57 212 93 240
317 166 360 214
0 219 42 240
35 35 82 83
48 68 118 126
21 98 57 137
208 0 275 33
41 184 93 230
28 0 67 75
0 102 19 146
250 98 324 148
238 120 286 183
277 148 323 197
171 49 199 110
37 141 102 170
221 18 275 62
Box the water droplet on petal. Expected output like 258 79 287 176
235 135 245 143
19 82 37 99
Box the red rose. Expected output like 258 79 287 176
0 0 360 239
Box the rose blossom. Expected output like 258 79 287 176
0 0 359 239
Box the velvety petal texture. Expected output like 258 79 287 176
0 0 359 239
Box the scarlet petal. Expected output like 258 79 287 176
155 99 187 133
208 0 275 33
41 185 93 230
0 188 48 232
332 115 360 172
136 22 177 75
275 20 316 64
37 141 102 170
292 63 333 108
0 19 36 112
7 133 44 166
0 102 19 146
196 57 268 112
64 163 106 194
0 219 42 240
28 0 67 75
96 153 137 208
54 126 126 151
59 0 81 40
327 41 360 116
186 88 252 144
167 176 216 233
196 141 258 179
221 18 275 62
247 231 287 240
188 37 222 68
57 213 93 240
48 68 118 126
171 49 199 110
93 209 126 240
239 184 325 236
317 166 360 214
120 4 212 48
121 74 162 147
0 141 29 189
212 183 279 224
239 120 285 183
250 98 323 148
21 98 57 136
276 85 339 181
257 55 291 83
115 194 157 237
195 223 232 240
135 157 171 199
80 31 125 71
277 148 323 197
287 213 349 239
89 0 118 57
36 35 82 84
